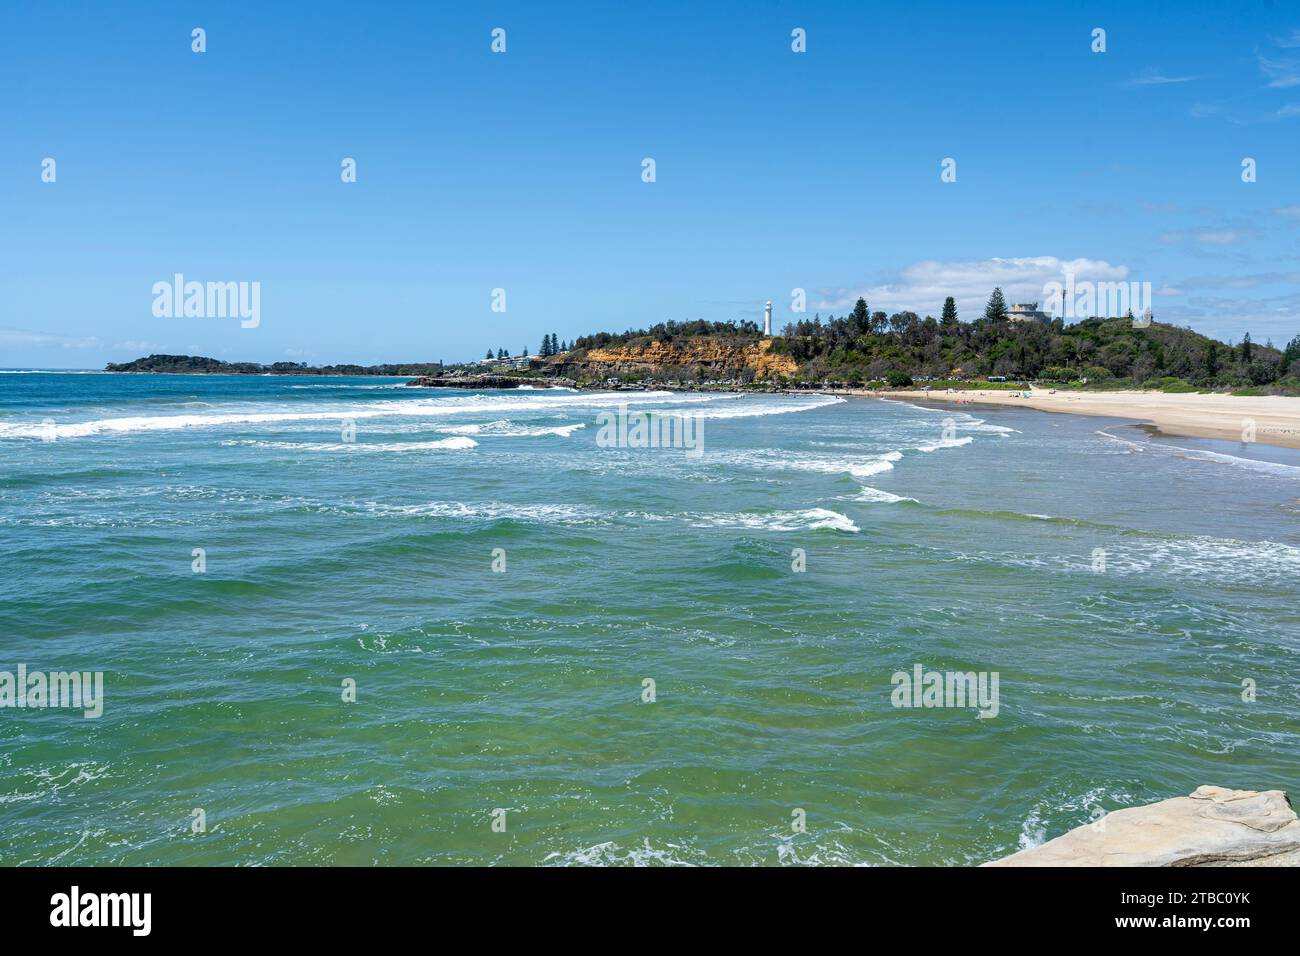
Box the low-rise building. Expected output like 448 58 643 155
1007 303 1051 324
482 354 535 371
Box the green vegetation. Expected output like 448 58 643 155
553 289 1298 394
572 319 762 351
766 291 1298 393
108 298 1300 396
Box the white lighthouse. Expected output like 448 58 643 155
763 300 772 336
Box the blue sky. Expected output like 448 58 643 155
2 0 1298 367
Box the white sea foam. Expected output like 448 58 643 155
0 389 846 441
647 395 846 420
915 436 974 452
877 397 947 413
354 500 862 531
1018 787 1134 852
288 382 410 390
796 450 902 478
0 390 730 440
966 419 1019 434
228 437 478 452
542 840 704 867
437 420 585 438
1096 427 1300 479
686 508 860 532
960 532 1300 585
711 449 903 480
878 398 1019 436
0 761 112 805
847 456 901 477
367 501 606 524
1103 535 1300 583
853 486 918 504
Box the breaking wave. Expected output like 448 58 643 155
0 390 760 440
915 436 974 452
647 395 846 419
226 437 478 452
853 486 919 504
436 420 585 438
685 508 860 532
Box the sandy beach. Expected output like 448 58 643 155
867 388 1300 450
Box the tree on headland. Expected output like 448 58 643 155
983 287 1008 323
553 300 1293 393
850 297 871 335
1280 335 1300 377
1241 332 1253 363
485 348 494 359
1204 339 1219 378
941 296 958 328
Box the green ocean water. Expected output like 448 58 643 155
1 373 1298 865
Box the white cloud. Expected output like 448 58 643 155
0 328 101 349
1180 271 1300 290
1159 229 1246 245
1258 53 1300 88
1173 290 1300 341
1126 67 1203 86
816 256 1131 318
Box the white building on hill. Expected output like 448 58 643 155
1007 302 1050 324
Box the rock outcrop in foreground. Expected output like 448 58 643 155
988 787 1300 867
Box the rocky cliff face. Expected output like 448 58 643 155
987 786 1300 866
548 338 798 383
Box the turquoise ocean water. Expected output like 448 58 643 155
1 372 1298 865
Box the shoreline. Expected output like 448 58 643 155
589 381 1300 452
846 387 1300 451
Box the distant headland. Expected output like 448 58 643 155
107 288 1300 397
104 355 446 377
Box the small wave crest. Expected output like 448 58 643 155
915 436 974 452
226 437 478 452
647 395 846 420
853 486 919 504
437 420 585 438
687 507 859 532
